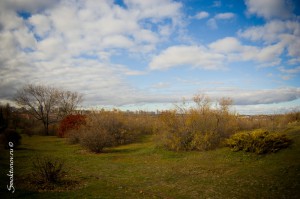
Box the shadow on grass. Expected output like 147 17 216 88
103 147 143 154
0 188 39 199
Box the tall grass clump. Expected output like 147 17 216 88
155 94 238 151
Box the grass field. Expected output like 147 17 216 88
1 125 300 198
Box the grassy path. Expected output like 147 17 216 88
1 127 300 198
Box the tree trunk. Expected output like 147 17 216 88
43 121 49 136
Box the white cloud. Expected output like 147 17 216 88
29 14 52 38
245 0 294 19
238 20 300 64
200 87 300 106
124 0 182 21
0 0 59 13
215 12 235 20
237 20 297 43
207 12 235 29
207 18 218 29
231 88 300 105
150 36 286 72
0 0 299 112
149 45 225 70
209 37 284 66
212 1 222 7
280 75 293 80
209 37 242 53
288 58 300 65
254 43 283 66
102 35 134 49
280 34 300 57
278 66 300 80
151 82 171 89
0 0 183 106
194 11 209 19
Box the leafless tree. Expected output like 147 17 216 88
58 90 83 117
218 97 233 113
14 84 83 135
193 94 211 114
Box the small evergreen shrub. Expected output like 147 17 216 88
226 130 292 154
32 156 66 184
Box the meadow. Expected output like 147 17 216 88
1 123 300 199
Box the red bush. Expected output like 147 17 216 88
58 114 86 138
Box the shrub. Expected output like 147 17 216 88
226 130 292 154
32 156 66 184
155 95 238 151
66 110 155 152
77 113 115 153
190 131 222 151
76 110 152 153
155 110 191 151
58 114 86 138
80 128 114 153
67 129 83 144
1 129 22 149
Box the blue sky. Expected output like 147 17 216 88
0 0 300 114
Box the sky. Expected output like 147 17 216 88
0 0 300 114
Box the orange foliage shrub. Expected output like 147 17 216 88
58 114 86 138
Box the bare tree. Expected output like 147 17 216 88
193 94 211 114
218 97 233 113
58 90 83 117
14 84 83 135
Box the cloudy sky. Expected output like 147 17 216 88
0 0 300 114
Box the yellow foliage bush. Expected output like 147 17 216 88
226 129 292 154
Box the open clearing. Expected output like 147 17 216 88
1 125 300 199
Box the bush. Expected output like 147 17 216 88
155 95 238 151
1 129 22 149
67 129 83 144
58 114 86 138
32 156 66 184
190 131 222 151
77 112 116 153
80 128 114 153
155 110 190 151
71 110 155 153
226 130 292 154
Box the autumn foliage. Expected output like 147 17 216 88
155 95 238 151
58 114 86 138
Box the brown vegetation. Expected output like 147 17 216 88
66 110 157 153
4 87 300 154
155 94 238 151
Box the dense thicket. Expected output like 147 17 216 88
155 95 238 151
66 110 156 153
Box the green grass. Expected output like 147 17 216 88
1 125 300 199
